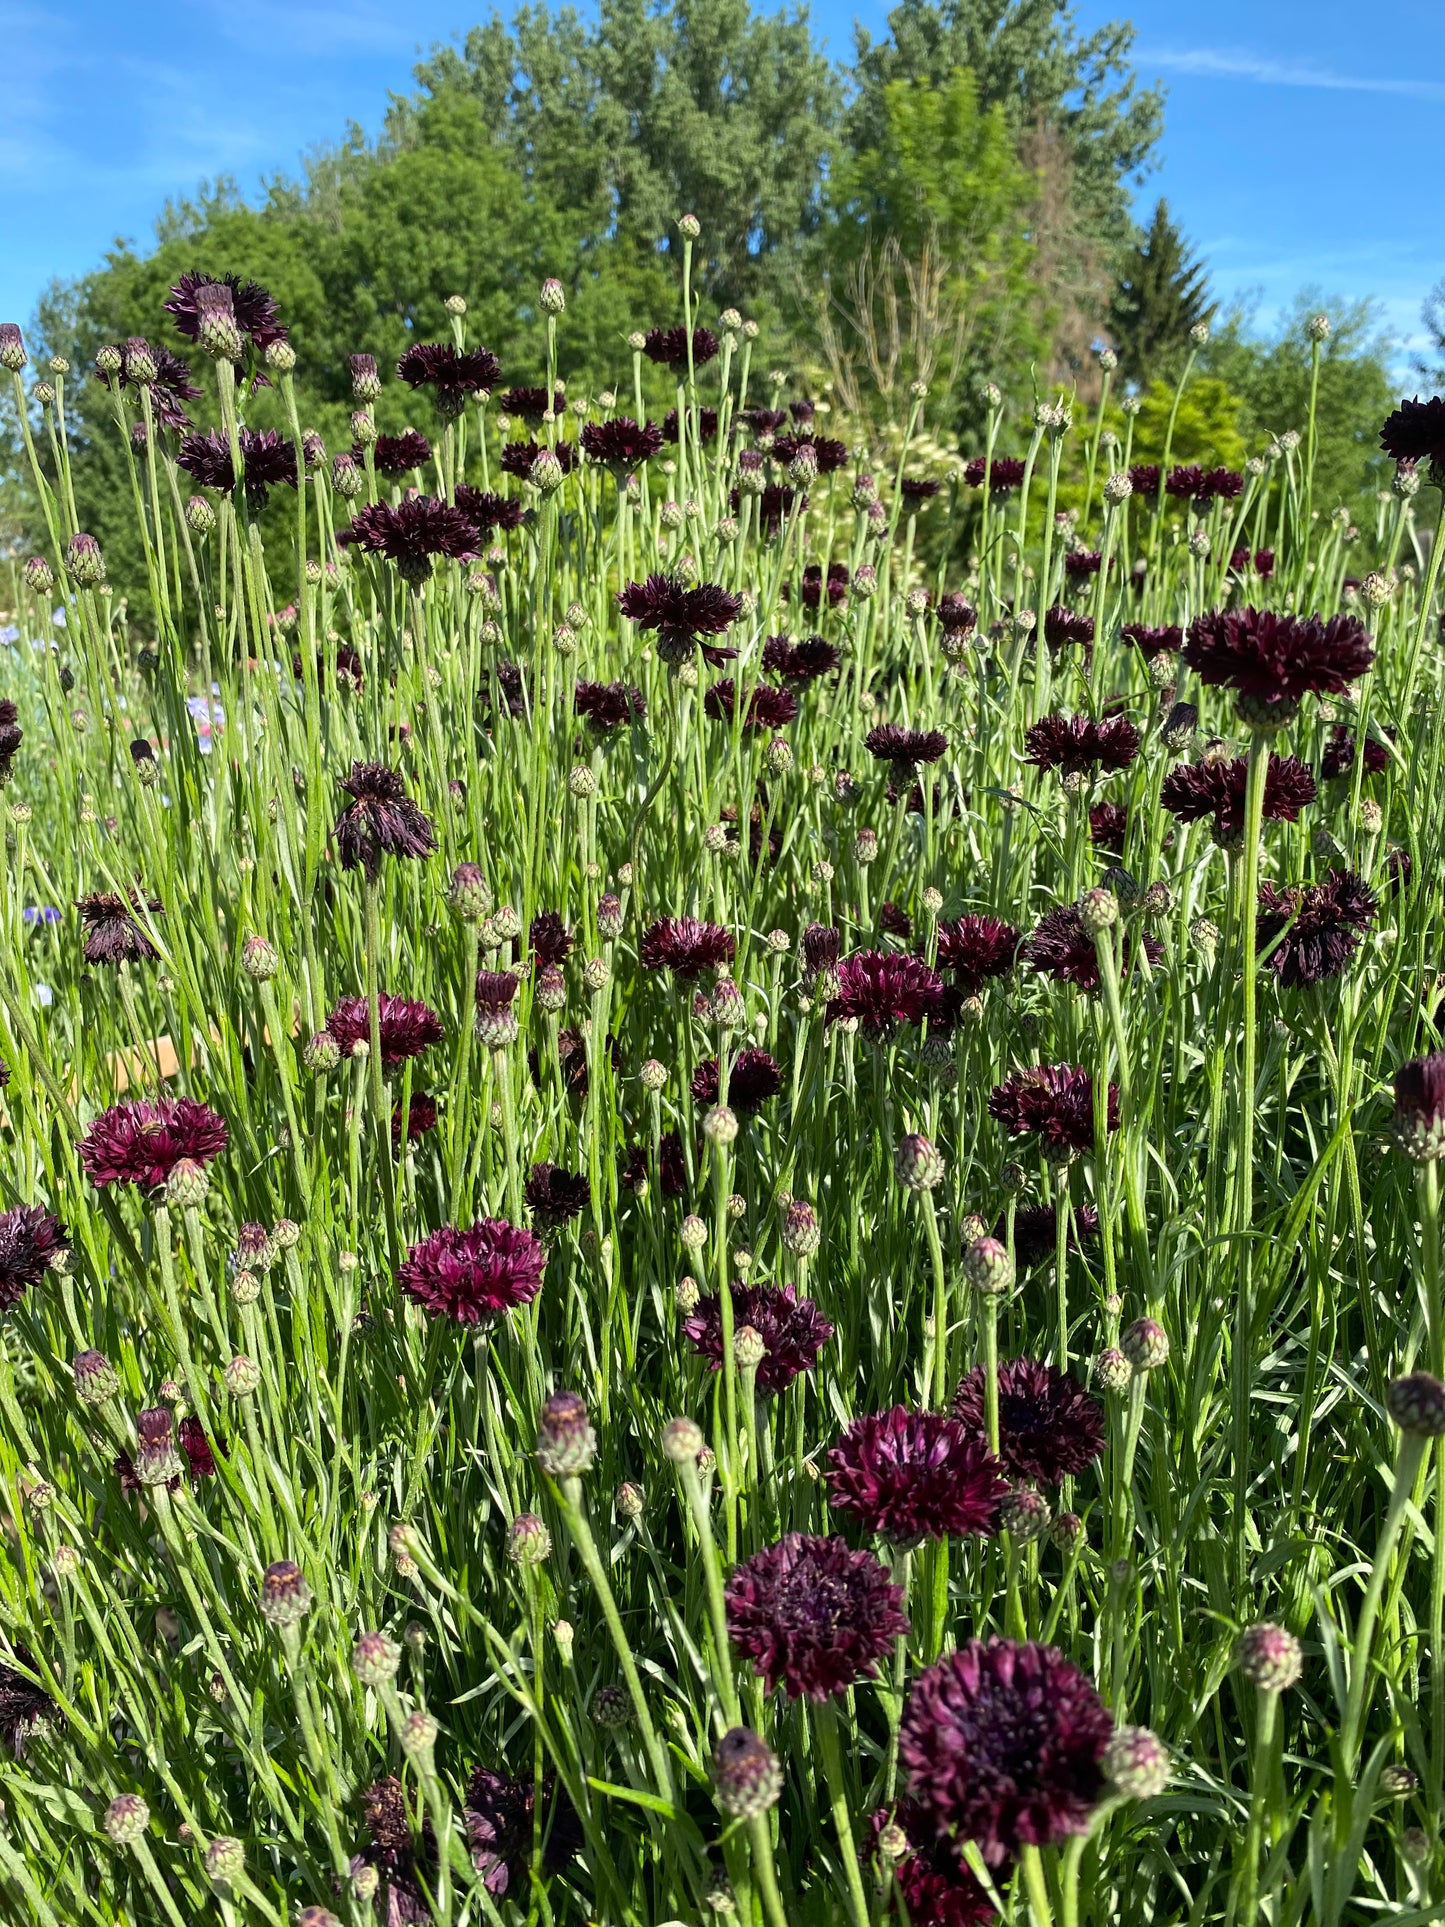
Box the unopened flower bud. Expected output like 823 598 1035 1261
258 1560 313 1627
224 1355 262 1398
1236 1622 1302 1692
73 1349 120 1403
1000 1487 1051 1543
1104 1726 1170 1798
104 1794 150 1846
961 1235 1013 1296
713 1727 783 1818
894 1132 945 1191
536 1391 597 1476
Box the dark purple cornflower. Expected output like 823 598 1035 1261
1255 548 1276 578
177 428 298 505
325 994 443 1069
454 484 527 536
498 386 563 421
964 457 1026 493
865 725 948 775
618 573 742 664
1043 607 1095 650
686 1282 833 1395
396 342 501 411
0 698 19 782
1025 906 1162 993
392 1093 437 1143
731 482 806 534
1160 753 1316 843
802 922 842 977
0 1649 57 1759
690 1048 782 1116
178 1415 218 1479
643 326 718 373
879 901 913 940
899 1638 1113 1864
1120 622 1181 661
336 498 481 581
525 1163 591 1227
1004 1203 1100 1269
761 634 840 682
790 399 816 426
1024 714 1139 780
1164 464 1207 500
1256 869 1377 987
1394 1054 1445 1161
363 429 432 477
703 679 800 731
96 339 202 430
1127 463 1161 495
332 761 437 877
989 1064 1118 1159
774 432 848 473
900 478 942 507
398 1219 546 1325
937 594 978 638
353 1778 433 1925
465 1769 582 1897
529 912 573 969
499 437 578 480
79 1097 228 1191
1380 396 1445 469
164 271 288 357
543 1025 618 1099
639 917 735 979
0 1206 68 1313
1182 608 1375 724
829 950 946 1036
620 1143 649 1194
1321 725 1390 781
659 1129 689 1198
574 679 646 732
478 659 527 722
724 1533 907 1699
1089 802 1128 855
741 406 788 433
932 916 1021 996
77 890 161 965
1063 549 1103 578
869 1802 999 1926
662 405 719 442
1201 465 1245 500
953 1359 1105 1485
785 561 850 609
828 1408 1007 1542
580 416 664 469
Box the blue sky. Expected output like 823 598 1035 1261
1 0 1441 376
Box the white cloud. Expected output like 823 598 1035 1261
1137 43 1445 102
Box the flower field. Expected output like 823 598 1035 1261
1 244 1445 1927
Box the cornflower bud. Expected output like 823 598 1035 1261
1001 1488 1051 1543
1094 1348 1132 1393
639 1059 667 1093
681 1215 708 1252
961 1236 1013 1296
540 278 567 314
165 1159 210 1210
73 1349 120 1404
734 1325 767 1371
1236 1623 1302 1691
224 1355 262 1398
713 1727 783 1818
894 1132 945 1191
616 1481 645 1520
1121 1317 1169 1370
1104 1726 1170 1798
104 1794 150 1846
259 1560 313 1627
536 1392 597 1476
703 1105 739 1147
663 1416 705 1462
351 1631 402 1685
205 1836 245 1888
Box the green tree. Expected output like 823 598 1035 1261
1107 198 1213 388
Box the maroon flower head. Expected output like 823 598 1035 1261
79 1097 228 1190
392 1093 437 1143
869 1801 1000 1926
337 498 481 581
1025 906 1161 993
731 481 806 535
640 917 735 979
1063 548 1103 578
802 922 842 976
830 950 945 1036
1024 714 1139 780
643 326 718 372
1182 607 1374 724
1380 396 1445 470
1005 1203 1099 1269
1160 753 1316 843
932 916 1021 996
325 994 443 1069
454 483 527 537
333 761 437 877
365 429 431 477
989 1064 1118 1159
704 679 800 730
580 415 663 469
1043 607 1095 650
179 1415 219 1479
398 1219 546 1325
465 1769 582 1896
498 385 563 421
525 1162 591 1227
662 404 720 442
685 1282 832 1394
964 456 1026 493
1127 463 1160 494
164 271 287 357
1200 465 1245 500
396 341 501 410
659 1129 689 1197
1120 622 1181 661
879 901 913 940
0 1207 68 1313
772 432 847 473
77 890 161 966
900 1638 1112 1864
98 338 202 430
690 1048 782 1116
1321 724 1389 781
786 560 850 609
575 679 646 731
724 1532 908 1699
761 634 840 682
353 1778 433 1925
865 725 948 774
1394 1053 1445 1161
1256 869 1377 987
1089 802 1128 855
0 1648 58 1758
1164 464 1207 500
618 574 742 662
901 477 942 507
828 1407 1007 1542
478 659 527 721
529 912 573 970
953 1358 1105 1485
177 427 298 505
500 436 577 480
937 594 978 637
